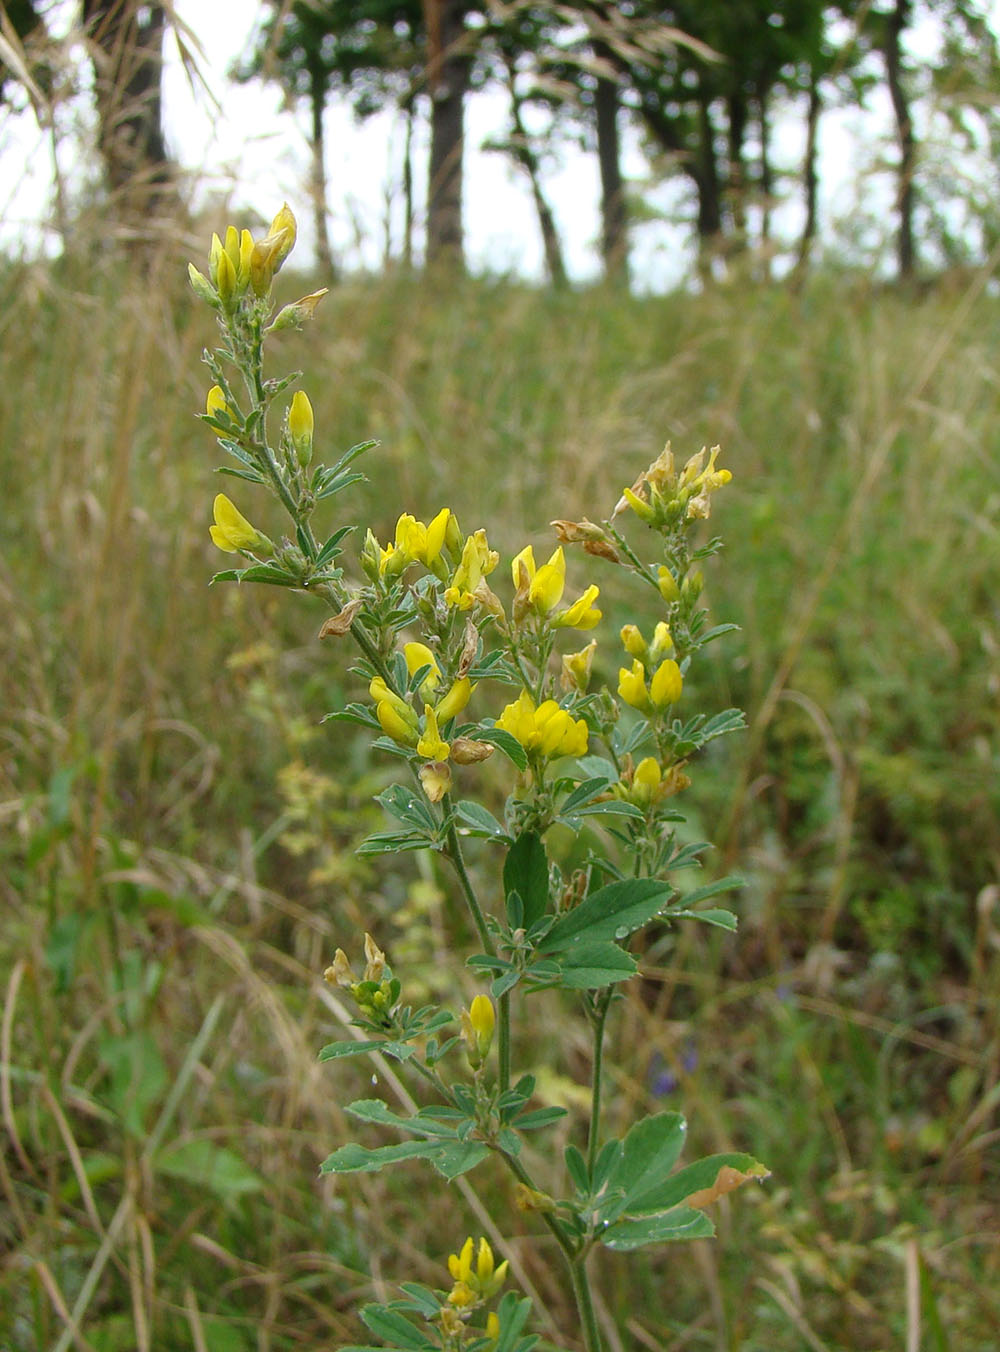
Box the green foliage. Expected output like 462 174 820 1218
3 247 1000 1350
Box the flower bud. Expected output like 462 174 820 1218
288 390 314 467
188 263 220 308
461 994 495 1068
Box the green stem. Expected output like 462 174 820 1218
442 808 494 957
569 1253 603 1352
587 990 613 1177
495 1148 575 1259
441 809 513 1094
605 522 658 587
497 989 511 1095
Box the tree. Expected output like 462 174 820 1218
238 1 426 276
81 0 176 227
423 0 473 268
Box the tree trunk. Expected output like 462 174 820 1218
795 72 821 277
403 97 415 270
308 62 336 280
758 86 772 277
503 58 566 287
81 0 176 230
727 91 748 245
593 43 627 283
883 0 916 279
694 96 724 275
423 0 470 270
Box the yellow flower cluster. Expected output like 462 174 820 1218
618 656 683 712
616 443 732 526
614 756 691 808
189 203 297 310
511 545 601 630
496 690 589 760
446 1236 508 1309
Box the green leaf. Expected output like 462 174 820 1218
238 563 300 586
619 1152 769 1215
574 800 645 820
454 800 510 840
321 1136 487 1180
357 831 436 856
476 726 528 770
376 785 438 830
598 1113 688 1221
552 943 638 989
154 1139 264 1201
329 437 379 476
315 526 354 568
539 878 674 952
560 777 614 814
319 1039 413 1062
670 907 738 931
504 832 549 929
512 1106 568 1131
359 1306 436 1350
564 1144 589 1193
602 1206 714 1251
669 875 744 910
344 1099 458 1138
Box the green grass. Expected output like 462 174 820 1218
2 244 999 1350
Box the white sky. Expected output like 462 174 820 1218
0 1 994 285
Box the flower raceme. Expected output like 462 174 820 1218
447 1236 508 1307
496 690 589 760
510 545 601 629
615 442 732 526
189 204 297 310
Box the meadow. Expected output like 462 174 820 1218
2 243 999 1350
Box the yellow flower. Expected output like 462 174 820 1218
631 757 662 807
649 658 683 707
435 676 473 723
288 390 314 451
650 621 673 661
444 529 499 609
205 385 228 419
419 760 452 803
511 544 566 617
446 1237 508 1302
215 246 237 310
209 493 268 554
404 642 441 699
496 690 589 760
618 659 651 711
370 676 419 746
620 624 647 659
461 993 495 1067
391 508 452 574
553 582 601 630
249 204 297 297
375 700 419 746
561 639 597 692
416 704 450 761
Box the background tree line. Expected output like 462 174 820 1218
2 0 999 283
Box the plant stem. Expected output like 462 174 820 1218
441 808 512 1093
569 1253 603 1352
497 989 511 1094
587 990 613 1176
443 810 494 956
